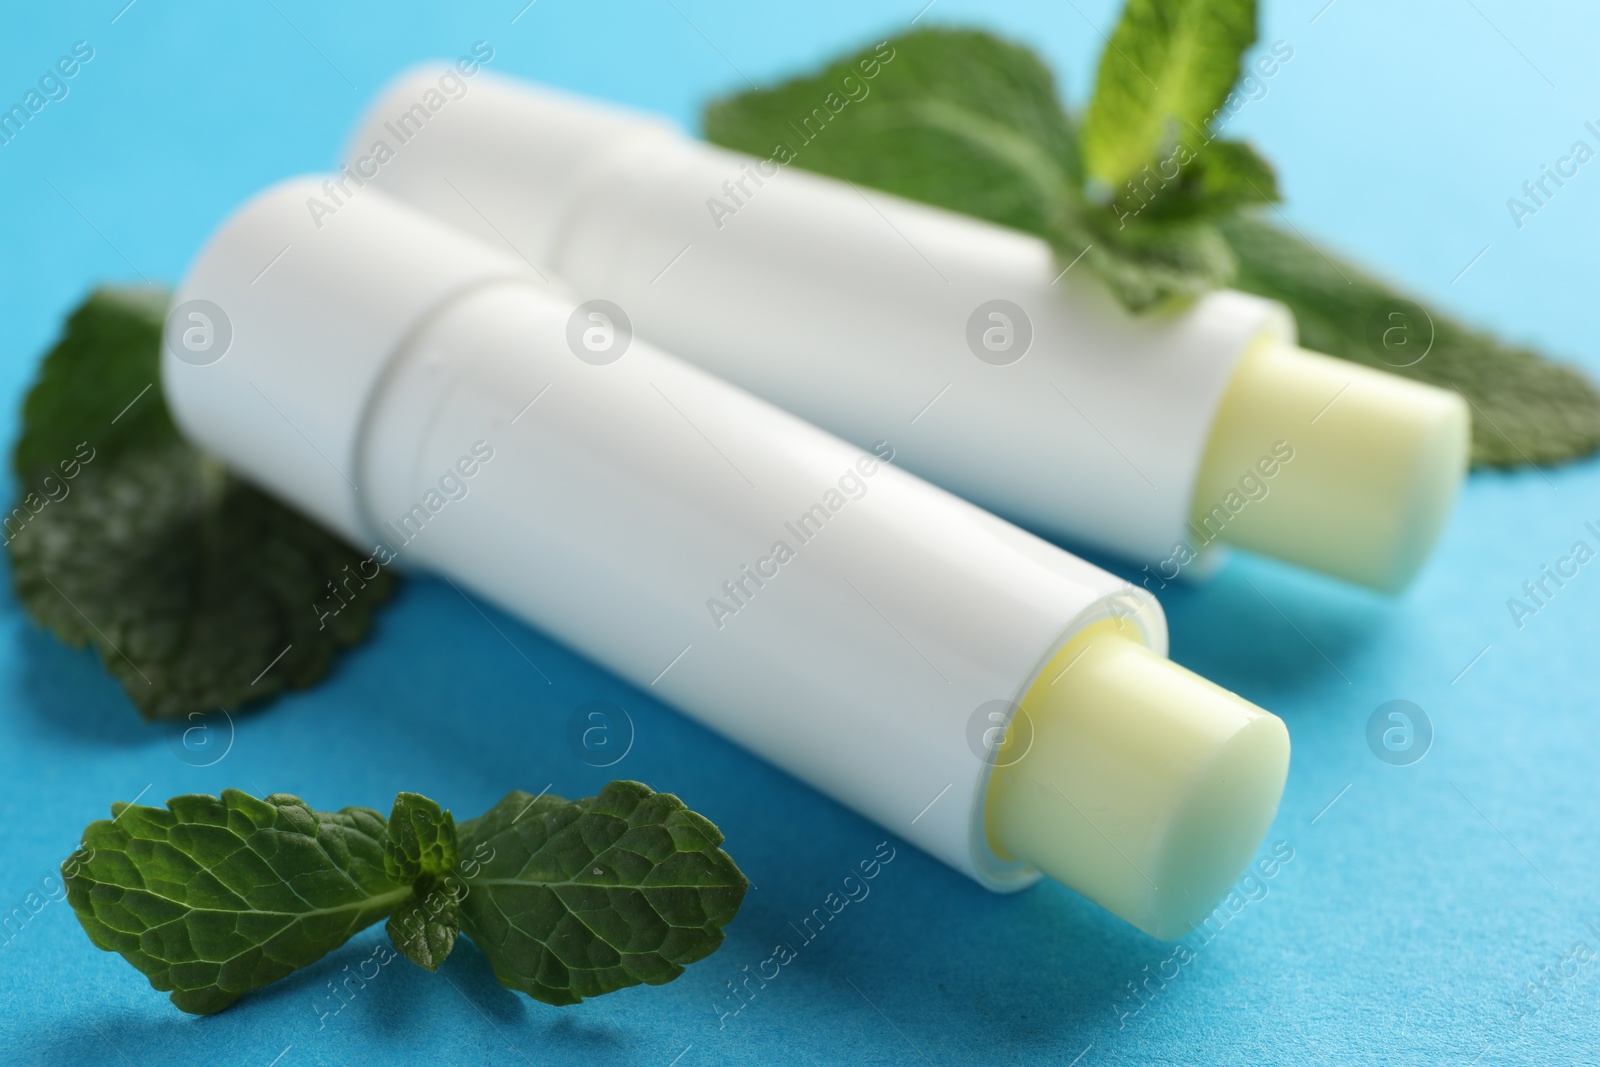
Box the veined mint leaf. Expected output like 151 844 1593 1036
13 286 173 484
704 29 1081 239
384 792 459 882
1081 0 1258 189
386 883 461 973
8 288 397 720
62 790 407 1015
456 781 749 1006
1222 214 1600 466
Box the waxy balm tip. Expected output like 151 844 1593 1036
987 623 1290 939
1193 339 1470 593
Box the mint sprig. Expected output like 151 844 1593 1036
703 18 1600 466
8 288 396 720
62 783 747 1014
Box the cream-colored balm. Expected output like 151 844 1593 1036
343 70 1468 593
987 622 1289 937
163 179 1288 939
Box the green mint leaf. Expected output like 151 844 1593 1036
383 792 459 882
385 881 461 973
456 781 749 1006
13 286 173 484
62 789 407 1015
705 29 1081 245
1221 214 1600 466
1081 0 1258 189
8 288 397 720
701 28 1228 310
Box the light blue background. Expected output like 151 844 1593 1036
2 1 1597 1064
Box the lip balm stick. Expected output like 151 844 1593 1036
341 70 1469 593
163 179 1289 938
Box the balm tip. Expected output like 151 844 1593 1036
1193 339 1470 592
986 625 1290 939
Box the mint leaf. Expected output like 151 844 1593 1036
383 792 462 971
704 29 1081 240
62 789 406 1015
386 885 461 973
456 781 749 1006
8 288 397 720
384 792 459 881
1080 0 1258 188
1222 213 1600 466
13 286 173 484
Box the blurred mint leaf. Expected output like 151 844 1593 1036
1222 214 1600 466
456 780 749 1006
13 286 173 483
705 29 1081 239
8 288 396 721
63 789 405 1015
1080 0 1258 188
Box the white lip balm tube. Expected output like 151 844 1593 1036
162 179 1289 939
341 70 1470 593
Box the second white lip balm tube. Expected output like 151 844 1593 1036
342 69 1470 593
162 179 1289 939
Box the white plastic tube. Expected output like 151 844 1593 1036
341 69 1468 591
162 179 1288 937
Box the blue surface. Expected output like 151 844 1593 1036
2 1 1597 1064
